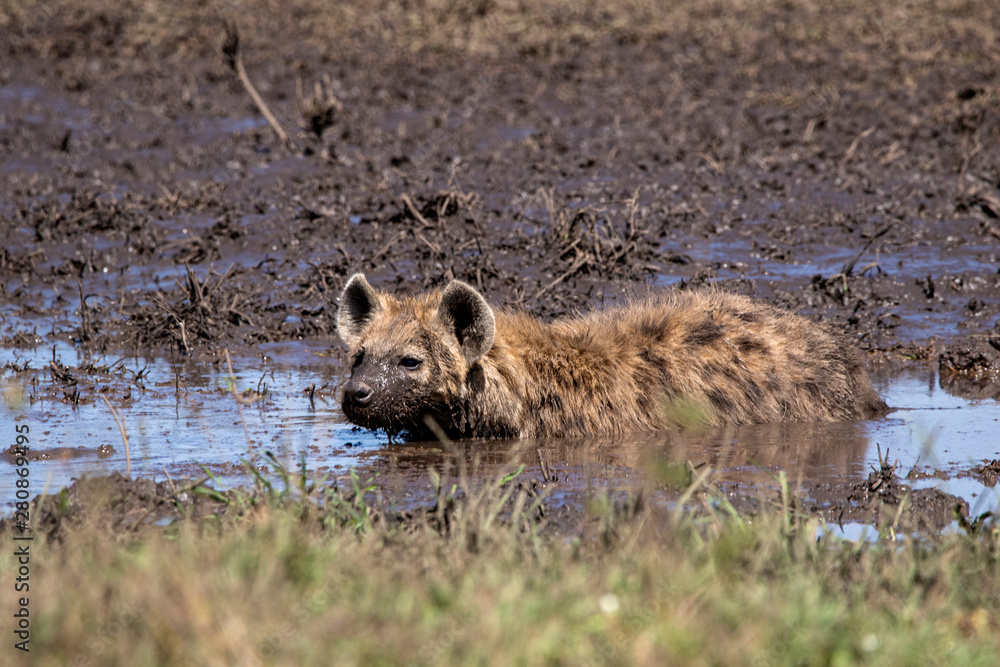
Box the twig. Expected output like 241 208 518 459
536 448 555 483
177 318 190 355
839 221 895 277
695 152 723 174
374 231 403 259
958 142 983 183
400 193 433 227
224 348 258 464
77 280 92 343
534 254 589 300
839 126 876 169
161 466 177 494
99 394 131 478
206 263 237 301
414 230 442 255
222 22 296 152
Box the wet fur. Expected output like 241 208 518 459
337 275 887 439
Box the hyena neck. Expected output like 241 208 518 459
449 310 541 439
458 310 653 439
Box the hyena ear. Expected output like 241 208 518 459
337 274 382 347
438 280 495 365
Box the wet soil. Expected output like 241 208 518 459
0 471 234 541
2 0 1000 533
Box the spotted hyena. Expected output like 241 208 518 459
336 274 887 439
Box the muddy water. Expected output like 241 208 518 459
2 343 998 523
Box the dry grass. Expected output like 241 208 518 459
2 0 997 67
3 0 995 159
2 463 1000 666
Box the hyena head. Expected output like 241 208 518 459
336 274 495 437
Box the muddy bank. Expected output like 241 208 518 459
1 0 998 376
0 448 976 544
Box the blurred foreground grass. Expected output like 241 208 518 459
1 461 998 666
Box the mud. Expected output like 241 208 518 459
2 1 1000 533
0 471 234 541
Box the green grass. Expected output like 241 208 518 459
2 464 999 666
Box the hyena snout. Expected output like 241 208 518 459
342 380 374 407
340 356 415 431
341 377 382 429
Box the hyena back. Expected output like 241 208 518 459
337 275 887 439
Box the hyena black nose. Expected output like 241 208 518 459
344 381 373 407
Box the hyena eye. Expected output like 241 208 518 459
400 357 423 370
352 349 365 369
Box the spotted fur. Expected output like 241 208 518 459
337 274 887 439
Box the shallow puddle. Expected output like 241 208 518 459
2 344 999 526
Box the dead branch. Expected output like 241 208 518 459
222 22 296 152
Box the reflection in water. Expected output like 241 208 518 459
355 420 872 510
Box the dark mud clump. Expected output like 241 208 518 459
848 448 906 506
938 331 1000 400
1 443 115 462
832 448 971 532
967 459 1000 487
0 469 557 544
0 472 235 542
